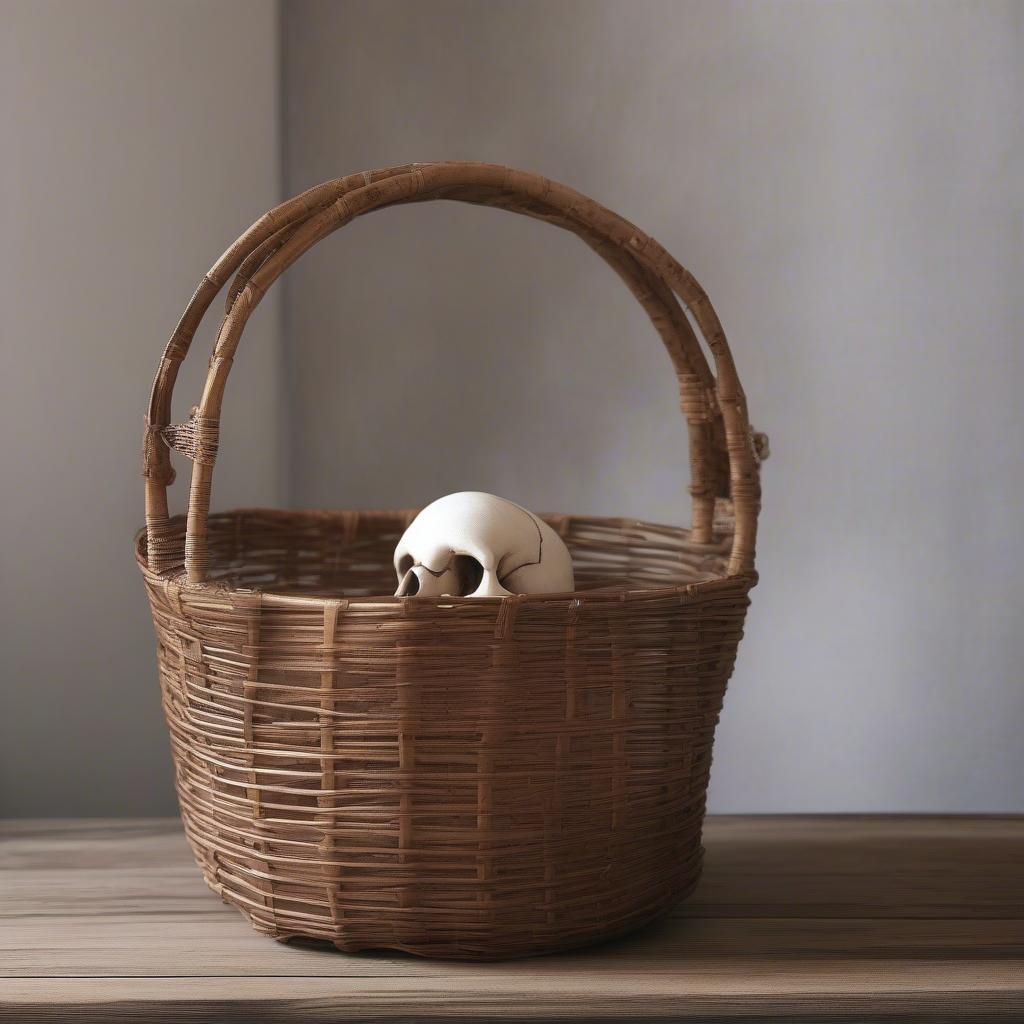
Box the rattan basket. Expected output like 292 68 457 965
137 162 765 960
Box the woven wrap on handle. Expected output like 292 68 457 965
143 162 762 582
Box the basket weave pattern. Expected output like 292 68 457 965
137 163 763 959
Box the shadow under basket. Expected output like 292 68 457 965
137 162 764 960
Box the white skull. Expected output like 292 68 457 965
394 491 575 598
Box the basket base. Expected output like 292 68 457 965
214 868 702 961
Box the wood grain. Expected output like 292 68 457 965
2 816 1022 1021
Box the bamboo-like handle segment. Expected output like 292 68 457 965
143 162 760 582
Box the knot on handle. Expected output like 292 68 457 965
143 408 220 482
161 407 220 466
751 428 769 465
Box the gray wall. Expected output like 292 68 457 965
0 0 283 815
283 0 1023 812
1 0 1020 816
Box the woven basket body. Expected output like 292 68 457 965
137 163 763 959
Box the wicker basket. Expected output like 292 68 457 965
137 162 765 960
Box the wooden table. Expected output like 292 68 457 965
2 816 1022 1021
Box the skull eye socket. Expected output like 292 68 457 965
452 555 484 596
397 554 414 577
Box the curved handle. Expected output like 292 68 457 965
143 162 761 583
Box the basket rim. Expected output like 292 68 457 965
134 506 757 608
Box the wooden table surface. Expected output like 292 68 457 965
2 816 1022 1022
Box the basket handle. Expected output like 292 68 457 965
143 162 762 582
